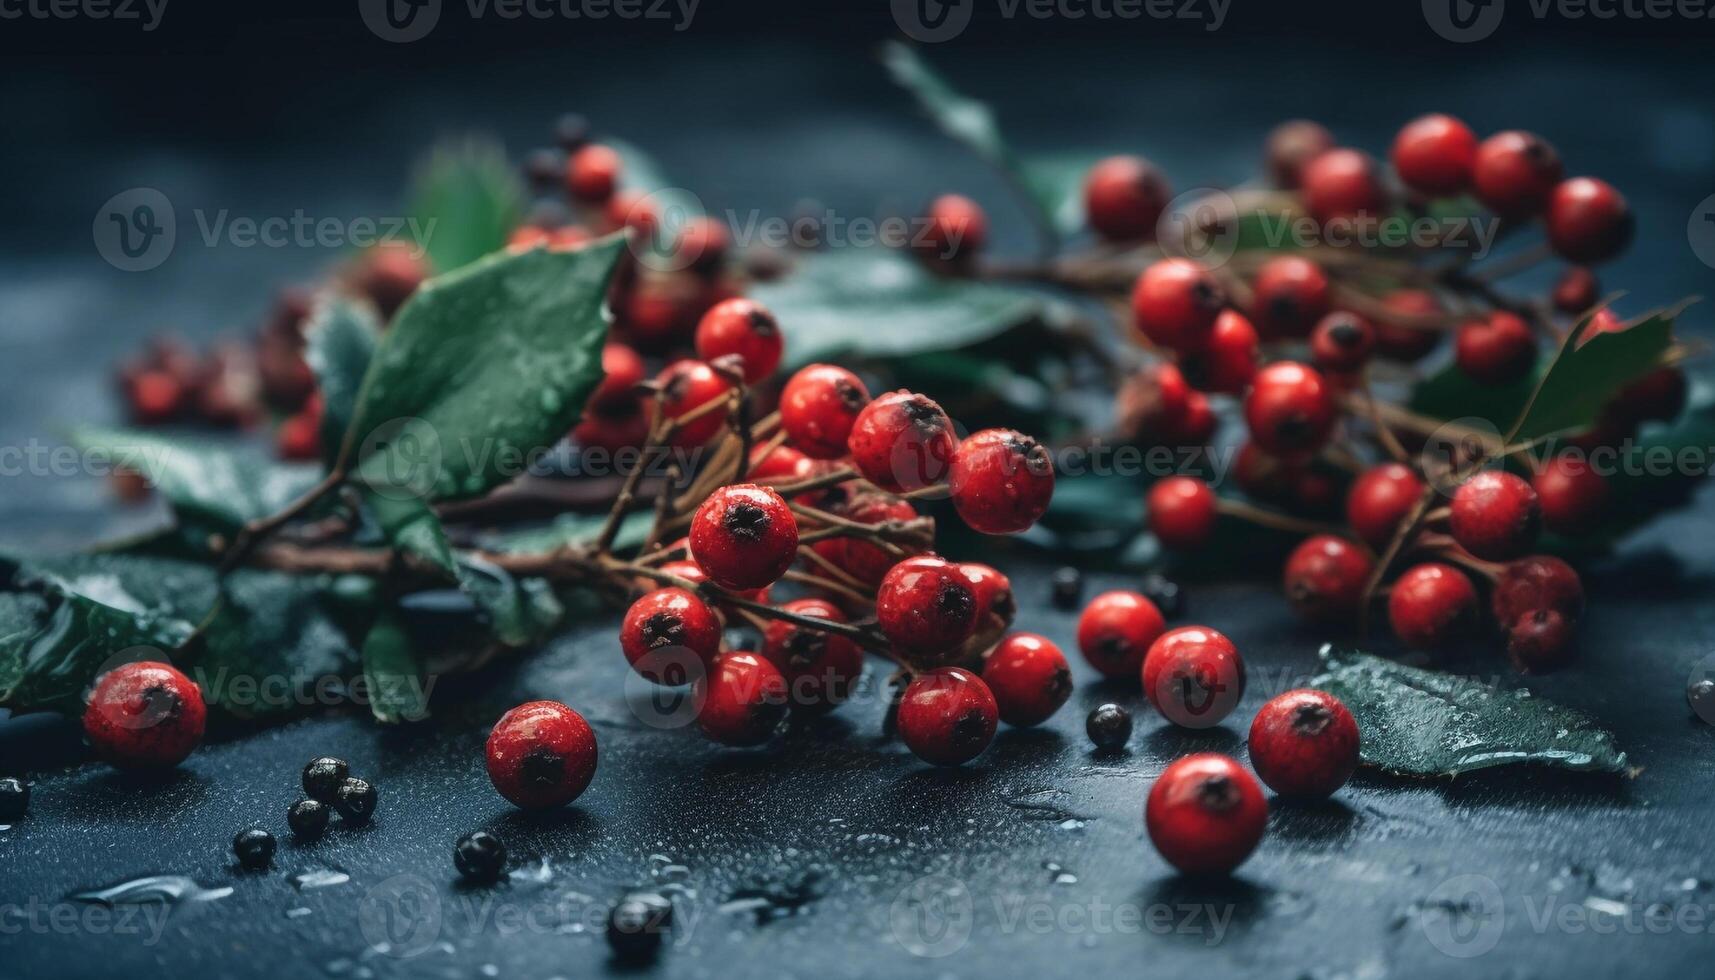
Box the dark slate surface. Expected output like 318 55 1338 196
3 9 1715 979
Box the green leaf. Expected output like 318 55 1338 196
488 510 654 556
409 138 525 274
347 235 625 503
752 248 1047 367
1311 645 1629 777
360 610 431 724
454 556 565 649
364 492 458 577
303 293 383 468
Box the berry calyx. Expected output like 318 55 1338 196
1449 471 1541 561
761 598 863 713
1076 590 1167 680
1083 155 1172 241
982 633 1073 727
694 298 783 384
1131 258 1226 353
485 700 599 809
1455 311 1538 385
1283 534 1375 624
695 650 789 746
1547 177 1633 264
897 667 998 766
780 364 871 459
1265 119 1335 189
1145 753 1267 876
1387 563 1479 649
846 390 958 492
1491 555 1584 628
948 428 1056 535
566 143 621 203
1391 113 1478 197
655 359 733 447
1142 626 1246 729
1244 362 1337 458
1147 476 1218 551
1251 255 1331 339
1086 703 1133 752
1301 148 1388 225
621 587 724 685
689 484 798 591
1310 312 1375 374
1346 463 1425 550
1247 689 1360 799
454 831 508 883
1472 130 1564 218
919 194 987 263
876 556 978 659
82 661 207 769
1533 455 1610 535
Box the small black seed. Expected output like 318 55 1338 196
233 828 276 870
1140 574 1185 618
333 777 378 825
0 777 29 821
607 891 674 960
1086 703 1133 752
1051 567 1083 610
302 757 349 802
454 831 508 884
287 798 330 839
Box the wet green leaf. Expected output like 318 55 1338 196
303 293 383 468
409 138 525 274
360 610 430 724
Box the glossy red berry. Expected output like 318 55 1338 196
1547 177 1633 264
1084 155 1171 241
876 556 978 659
566 143 621 203
1552 267 1599 315
959 562 1017 627
1187 309 1259 394
1131 258 1226 353
847 390 958 492
1450 471 1541 561
897 667 998 766
1283 534 1374 624
1491 555 1584 629
658 559 770 606
1248 689 1360 798
590 342 646 407
982 633 1073 727
813 493 920 587
1147 476 1218 551
655 360 733 447
762 599 863 713
1532 455 1610 535
1387 563 1478 649
1505 608 1577 673
780 364 871 460
621 588 723 685
1145 753 1267 876
748 442 812 482
1391 113 1478 197
485 701 598 809
83 662 207 769
1472 130 1563 218
1455 311 1538 385
1372 289 1446 362
1310 311 1375 374
1346 463 1425 550
1076 590 1167 680
919 194 987 263
1265 119 1335 189
948 429 1055 535
689 484 798 591
1251 256 1331 339
1143 626 1246 728
1244 362 1337 459
1165 391 1218 447
695 298 783 384
1301 148 1388 225
694 651 788 746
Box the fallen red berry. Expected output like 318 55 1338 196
1145 753 1267 875
1247 689 1360 798
1076 590 1167 680
982 633 1073 727
897 667 998 766
486 700 598 809
1142 626 1246 728
83 661 207 769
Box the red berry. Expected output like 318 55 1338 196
1532 455 1610 535
1301 148 1388 225
761 599 862 713
359 244 427 318
1131 259 1226 353
846 390 957 492
573 394 651 453
948 429 1055 535
606 188 659 240
1472 130 1564 218
694 650 788 746
1547 177 1633 264
549 226 591 251
1142 626 1246 728
1387 563 1478 649
659 559 771 606
508 225 551 252
1265 119 1335 189
1185 309 1259 394
655 360 734 447
1248 689 1360 798
621 588 723 685
1552 267 1599 315
695 298 783 384
814 492 920 587
1611 367 1688 426
876 556 978 658
1505 608 1577 673
1076 590 1167 680
276 411 322 462
1145 753 1267 875
1147 476 1218 551
1283 534 1374 624
1372 289 1446 362
1455 311 1538 385
83 662 207 768
127 369 187 424
780 364 871 460
1391 113 1478 198
672 216 730 275
591 342 646 407
1165 391 1218 447
1115 363 1192 444
1244 362 1337 459
1491 555 1584 628
689 484 798 591
959 562 1017 627
1084 155 1171 241
919 194 987 263
982 633 1073 727
748 443 812 484
485 701 598 809
897 667 998 766
1234 441 1298 504
1251 256 1331 339
1450 471 1541 561
1346 463 1425 550
566 143 621 203
1310 312 1375 374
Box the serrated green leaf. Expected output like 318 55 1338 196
409 138 525 274
1311 645 1629 777
303 293 383 468
360 610 430 724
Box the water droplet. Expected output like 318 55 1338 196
71 875 232 906
291 868 352 891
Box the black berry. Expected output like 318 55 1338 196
333 777 377 824
607 891 673 960
0 777 28 821
1139 574 1184 618
454 831 508 884
233 828 276 870
1051 567 1083 610
553 113 590 151
287 798 330 839
302 757 349 802
1688 677 1715 724
1086 704 1133 752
